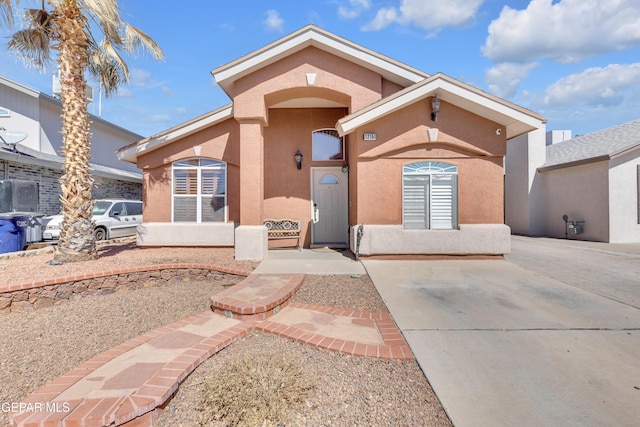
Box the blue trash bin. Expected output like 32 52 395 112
0 213 29 254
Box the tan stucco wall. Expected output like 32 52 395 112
233 46 385 121
263 107 347 247
137 118 240 223
353 99 506 225
134 45 513 254
541 161 610 241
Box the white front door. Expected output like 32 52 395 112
311 167 348 245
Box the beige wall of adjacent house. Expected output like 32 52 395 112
542 161 610 242
504 128 547 236
609 150 640 243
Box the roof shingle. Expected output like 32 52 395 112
542 118 640 169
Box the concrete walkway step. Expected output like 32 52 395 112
11 273 412 427
210 273 304 320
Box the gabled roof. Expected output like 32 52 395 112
211 25 429 97
540 118 640 171
116 105 233 163
337 73 546 140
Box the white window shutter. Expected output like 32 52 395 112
430 174 456 229
403 175 429 229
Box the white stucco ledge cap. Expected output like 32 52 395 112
352 224 511 256
337 73 546 140
116 105 234 163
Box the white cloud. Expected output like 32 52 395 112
361 7 398 31
483 0 640 63
129 69 152 87
161 86 174 96
115 87 132 98
399 0 483 30
485 62 538 98
362 0 483 32
264 10 284 32
338 0 371 20
543 63 640 107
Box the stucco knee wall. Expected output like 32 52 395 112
350 224 511 255
136 223 235 246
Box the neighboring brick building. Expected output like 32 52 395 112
0 75 142 215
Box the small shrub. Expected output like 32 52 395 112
197 350 316 426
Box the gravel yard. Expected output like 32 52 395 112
0 242 451 427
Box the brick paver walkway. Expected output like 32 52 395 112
10 272 412 427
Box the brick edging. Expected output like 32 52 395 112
255 302 414 360
0 264 251 315
1 263 251 293
10 312 255 427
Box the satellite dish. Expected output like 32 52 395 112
0 130 28 145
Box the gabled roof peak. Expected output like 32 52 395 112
211 25 428 97
337 72 545 140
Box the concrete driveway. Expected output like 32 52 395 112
363 237 640 427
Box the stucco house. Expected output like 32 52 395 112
0 75 142 215
117 25 546 260
506 119 640 243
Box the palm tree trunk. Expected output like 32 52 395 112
52 2 97 263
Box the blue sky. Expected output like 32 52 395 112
1 0 639 138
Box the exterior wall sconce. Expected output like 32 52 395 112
294 150 303 170
341 165 349 173
431 96 441 121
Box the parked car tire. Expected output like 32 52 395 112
94 227 108 241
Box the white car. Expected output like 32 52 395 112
42 199 143 241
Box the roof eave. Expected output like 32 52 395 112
337 74 545 139
116 105 234 163
0 147 141 183
610 141 640 159
538 155 610 172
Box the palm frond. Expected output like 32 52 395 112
22 8 52 29
88 39 127 96
80 0 121 43
0 0 14 28
80 0 119 26
7 28 53 70
123 24 164 60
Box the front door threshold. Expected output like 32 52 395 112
310 243 349 249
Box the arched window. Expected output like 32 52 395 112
172 158 226 222
319 174 340 185
403 161 458 230
312 129 344 161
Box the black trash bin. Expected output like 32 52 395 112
0 213 29 254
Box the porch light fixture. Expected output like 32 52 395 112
294 150 303 170
431 96 441 121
